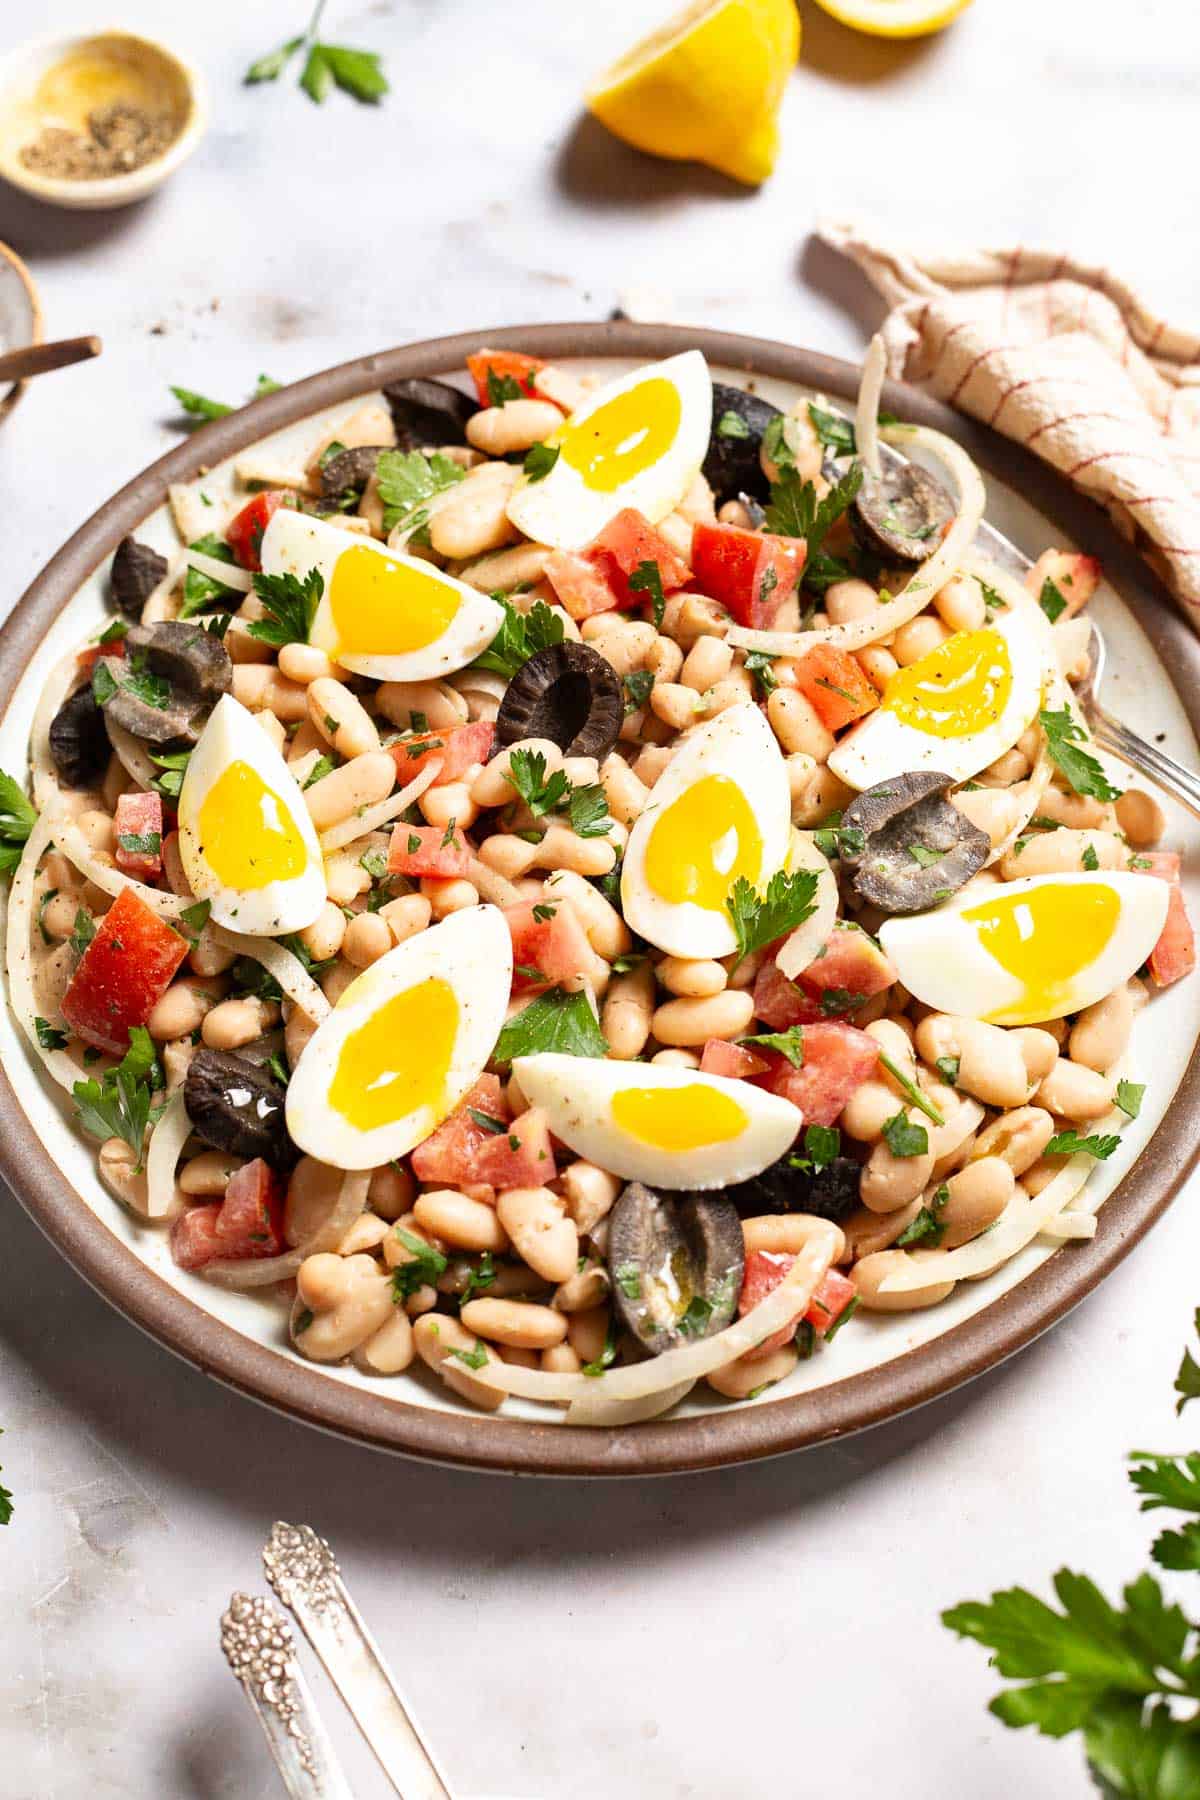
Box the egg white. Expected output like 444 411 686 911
177 694 325 935
259 509 503 683
621 702 792 959
513 1053 801 1191
879 871 1169 1025
286 906 514 1169
505 350 712 550
828 603 1047 792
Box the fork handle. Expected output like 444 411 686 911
1089 705 1200 820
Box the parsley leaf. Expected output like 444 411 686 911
179 533 238 616
1116 1080 1145 1120
764 461 864 555
715 410 752 441
461 1252 497 1305
740 1026 805 1068
1039 577 1068 624
567 783 612 839
726 868 819 969
72 1028 163 1172
1045 1130 1121 1160
523 442 560 482
677 1297 714 1339
473 597 564 679
318 43 389 103
897 1188 949 1248
1082 843 1100 871
623 670 654 715
486 370 524 406
628 560 666 629
374 449 465 534
493 987 607 1065
812 821 867 861
881 1111 929 1158
390 1228 447 1302
935 1054 960 1087
878 1050 945 1126
506 748 569 818
70 909 95 959
149 748 191 800
907 844 946 869
169 385 231 421
743 650 779 697
451 1339 490 1370
806 402 858 456
34 1016 68 1050
1039 706 1122 803
247 567 323 648
245 34 305 83
582 1315 620 1377
803 1124 840 1170
302 753 338 790
0 769 37 877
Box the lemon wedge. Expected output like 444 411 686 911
586 0 800 187
811 0 974 37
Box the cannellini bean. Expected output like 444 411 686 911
742 1215 847 1259
566 1306 610 1364
860 1134 937 1214
914 1015 1056 1109
708 1344 799 1400
342 911 393 968
338 1213 390 1257
324 852 372 905
496 1187 578 1284
99 1136 183 1221
412 1312 505 1411
951 786 1020 850
585 619 658 677
1069 985 1135 1073
466 399 563 457
652 1048 700 1068
534 824 617 877
284 1004 319 1069
934 575 987 633
767 686 835 762
893 616 951 665
999 827 1123 881
421 876 481 919
1115 788 1164 849
180 1149 244 1196
308 677 380 758
971 1106 1055 1176
543 870 631 958
823 579 880 625
293 1253 394 1361
201 996 279 1051
304 752 394 831
840 1200 923 1262
38 890 83 941
1036 1058 1115 1121
457 543 552 594
790 766 853 828
650 682 704 732
602 961 655 1061
278 642 338 684
428 462 520 560
935 1157 1014 1249
459 1297 568 1349
419 781 479 832
471 736 563 808
189 925 238 978
560 1160 622 1233
652 989 753 1047
368 1163 414 1223
77 808 115 854
254 711 287 754
656 956 727 998
414 1189 509 1253
379 893 433 945
680 635 733 692
146 976 224 1042
232 665 309 721
1036 786 1116 831
376 679 468 731
353 1309 414 1375
856 646 898 693
553 1259 610 1313
297 900 347 964
852 1251 955 1312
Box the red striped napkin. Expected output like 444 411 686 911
817 222 1200 621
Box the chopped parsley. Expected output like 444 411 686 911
878 1050 945 1126
34 1016 69 1051
374 448 465 534
743 650 779 697
150 748 191 800
390 1228 447 1301
1116 1080 1145 1120
523 442 560 482
582 1315 620 1376
726 868 819 970
493 986 607 1065
1038 577 1068 624
0 770 37 877
1039 705 1122 803
628 560 667 629
473 597 564 679
907 844 946 869
247 567 323 648
622 669 655 715
179 533 239 616
935 1055 961 1088
677 1297 713 1338
72 1027 164 1172
881 1111 929 1159
1081 843 1100 871
764 460 864 558
740 1025 805 1068
614 1263 642 1301
1046 1130 1121 1160
715 410 753 441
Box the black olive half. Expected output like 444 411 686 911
319 444 387 503
851 460 956 565
841 771 989 914
184 1048 293 1167
110 535 168 621
494 642 623 761
383 377 476 450
724 1153 861 1224
97 620 232 748
48 683 109 789
702 382 782 506
607 1182 744 1357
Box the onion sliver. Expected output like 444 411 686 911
49 813 187 920
105 715 160 790
209 926 331 1022
855 334 887 478
565 1379 696 1428
460 1222 840 1408
4 811 83 1092
202 1168 370 1288
775 831 838 981
183 547 254 592
145 1090 192 1220
726 425 986 658
140 547 186 624
318 758 442 855
466 857 522 908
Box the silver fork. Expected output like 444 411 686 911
1076 622 1200 819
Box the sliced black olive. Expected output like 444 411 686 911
99 621 232 747
841 771 989 914
607 1182 744 1357
725 1153 861 1224
494 642 623 760
702 382 781 506
48 683 109 789
383 377 476 450
319 445 387 502
110 535 168 621
851 460 956 565
184 1048 293 1167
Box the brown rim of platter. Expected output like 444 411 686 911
2 319 1199 1479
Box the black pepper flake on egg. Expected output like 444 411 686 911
494 641 624 761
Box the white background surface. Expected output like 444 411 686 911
3 3 1200 1796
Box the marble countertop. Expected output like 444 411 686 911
3 2 1200 1795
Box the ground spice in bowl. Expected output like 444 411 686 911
19 101 178 180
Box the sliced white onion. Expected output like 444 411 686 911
855 334 887 478
775 831 838 981
201 1169 370 1288
4 810 83 1092
140 547 186 625
145 1089 192 1220
183 546 254 593
726 425 986 658
104 715 160 790
565 1379 696 1427
48 814 187 920
446 668 508 707
466 857 522 908
460 1221 840 1408
209 926 331 1022
318 758 442 855
1039 1212 1097 1242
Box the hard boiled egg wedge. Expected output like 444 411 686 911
286 906 513 1169
879 871 1169 1025
506 350 711 550
514 1054 801 1191
828 603 1045 792
177 694 325 935
621 702 791 959
259 509 503 683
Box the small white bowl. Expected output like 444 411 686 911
0 30 207 211
0 240 42 420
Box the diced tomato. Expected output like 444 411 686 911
389 720 494 787
411 1076 511 1186
797 923 896 1004
690 522 806 630
752 958 823 1029
1025 549 1102 618
587 509 692 609
505 899 594 994
739 1254 859 1360
700 1039 769 1079
544 550 624 621
77 635 127 675
171 1158 285 1271
387 823 473 878
474 1107 555 1188
61 886 189 1053
793 645 878 733
1142 850 1196 987
466 348 545 408
113 791 164 881
226 490 295 571
752 1021 880 1127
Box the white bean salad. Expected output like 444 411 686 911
4 340 1193 1424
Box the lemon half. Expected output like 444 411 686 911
586 0 800 187
811 0 975 38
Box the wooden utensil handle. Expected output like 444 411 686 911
0 335 102 382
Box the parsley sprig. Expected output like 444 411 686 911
493 987 607 1065
473 598 564 680
374 449 465 536
0 769 37 877
1039 705 1122 804
505 749 612 840
764 460 864 554
726 869 819 971
72 1027 164 1173
246 1 389 105
248 567 323 648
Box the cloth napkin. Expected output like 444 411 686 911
815 221 1200 624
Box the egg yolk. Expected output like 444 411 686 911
611 1084 749 1152
559 377 681 493
964 880 1120 1023
642 774 763 912
329 977 458 1133
884 628 1012 738
328 544 460 656
195 761 308 889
